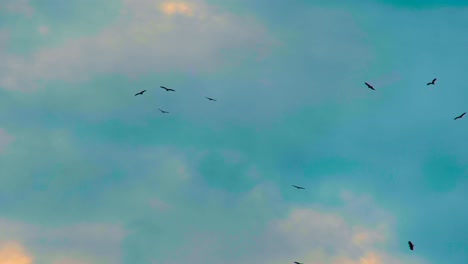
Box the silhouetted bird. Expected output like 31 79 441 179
160 86 175 92
365 82 375 90
408 241 414 251
294 262 303 264
292 185 305 190
205 97 216 101
454 112 466 120
427 78 437 85
158 109 169 114
135 90 146 96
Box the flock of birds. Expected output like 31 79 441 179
365 78 465 120
135 86 216 114
133 78 461 263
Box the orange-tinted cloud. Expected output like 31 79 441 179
160 2 193 16
0 242 32 264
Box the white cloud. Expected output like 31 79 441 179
261 193 426 264
0 0 276 91
0 218 126 264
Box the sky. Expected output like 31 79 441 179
0 0 466 263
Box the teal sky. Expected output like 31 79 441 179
0 0 466 263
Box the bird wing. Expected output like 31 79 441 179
433 78 437 82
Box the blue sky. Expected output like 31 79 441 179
0 0 466 263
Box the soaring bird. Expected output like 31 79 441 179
427 78 437 85
135 90 146 96
205 96 216 101
408 241 414 251
454 112 466 120
365 82 375 90
160 86 175 92
292 185 305 190
158 109 169 114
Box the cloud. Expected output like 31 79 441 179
0 0 34 17
263 199 425 264
132 188 429 264
38 26 50 35
0 241 32 264
160 2 193 16
0 218 125 264
0 129 14 153
0 0 276 91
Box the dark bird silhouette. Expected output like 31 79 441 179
135 90 146 96
427 78 437 85
408 241 414 251
160 86 175 92
365 82 375 90
158 109 169 114
454 112 466 120
294 262 303 264
205 97 216 101
292 185 305 190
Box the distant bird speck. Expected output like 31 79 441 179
205 96 216 101
408 241 414 251
158 108 169 114
292 185 305 190
135 90 146 96
365 82 375 90
294 262 303 264
454 112 466 120
427 78 437 85
160 86 175 92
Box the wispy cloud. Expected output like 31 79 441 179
0 0 275 91
0 0 34 17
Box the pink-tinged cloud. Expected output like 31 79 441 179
0 129 14 153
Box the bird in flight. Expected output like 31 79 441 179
158 109 169 114
365 82 375 90
135 90 146 96
427 78 437 85
292 185 305 190
160 86 175 92
205 97 216 101
294 262 303 264
408 241 414 251
454 112 466 120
